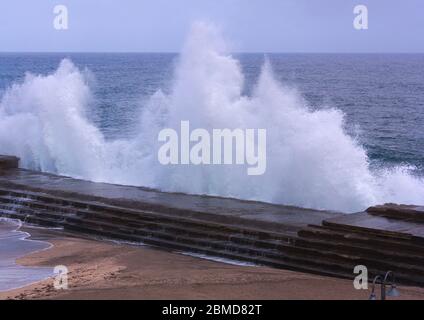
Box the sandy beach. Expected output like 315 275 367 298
1 0 424 305
1 226 424 300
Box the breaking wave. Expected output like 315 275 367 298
1 22 423 212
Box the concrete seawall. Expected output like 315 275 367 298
0 156 19 170
0 155 423 286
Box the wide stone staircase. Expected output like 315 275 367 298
297 212 424 286
0 185 423 286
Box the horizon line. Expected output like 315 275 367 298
1 51 424 55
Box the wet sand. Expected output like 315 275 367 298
2 227 424 300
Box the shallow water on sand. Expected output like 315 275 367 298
0 219 53 292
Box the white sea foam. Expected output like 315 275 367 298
0 22 423 213
180 251 257 267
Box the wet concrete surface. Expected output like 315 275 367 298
2 167 424 287
0 168 340 232
326 212 424 239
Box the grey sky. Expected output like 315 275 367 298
0 0 423 53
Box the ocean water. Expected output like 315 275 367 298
0 219 53 292
0 24 423 212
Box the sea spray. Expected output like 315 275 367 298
0 22 423 212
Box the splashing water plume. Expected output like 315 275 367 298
1 22 423 213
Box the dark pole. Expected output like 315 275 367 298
370 275 382 300
381 277 386 300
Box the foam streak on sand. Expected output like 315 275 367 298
0 22 423 212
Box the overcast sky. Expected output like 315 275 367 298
0 0 423 53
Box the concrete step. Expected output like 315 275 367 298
5 196 422 274
0 196 295 245
367 204 424 224
313 223 422 249
5 196 423 276
0 186 300 234
0 208 63 228
0 205 351 279
64 219 364 281
323 213 424 243
0 202 291 252
3 199 424 284
297 229 424 271
2 187 424 286
0 190 298 240
63 219 424 286
299 225 424 259
63 216 424 278
0 156 19 170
